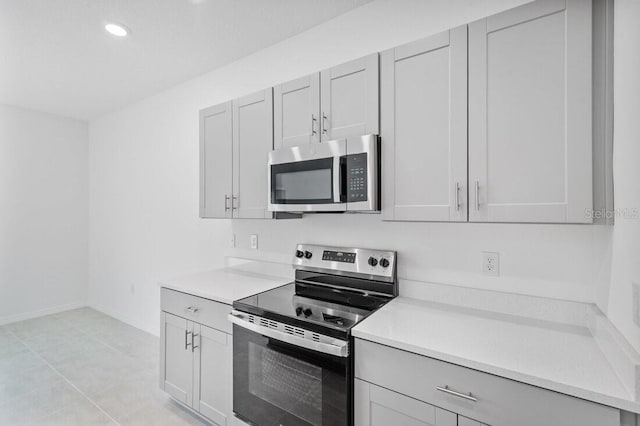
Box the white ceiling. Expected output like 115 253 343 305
0 0 372 120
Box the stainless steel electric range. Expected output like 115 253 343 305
229 244 397 426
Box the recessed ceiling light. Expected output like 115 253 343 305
104 23 129 37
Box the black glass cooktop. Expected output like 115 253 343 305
233 281 390 339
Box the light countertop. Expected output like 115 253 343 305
159 261 292 305
352 296 640 413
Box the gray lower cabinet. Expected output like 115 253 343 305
160 288 232 425
355 338 621 426
458 416 487 426
193 323 232 426
200 88 274 219
161 312 195 406
355 379 457 426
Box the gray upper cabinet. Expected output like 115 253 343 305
233 88 274 219
381 26 468 222
468 0 593 223
200 89 274 220
200 102 233 219
274 73 320 148
320 53 379 141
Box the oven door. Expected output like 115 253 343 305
268 139 346 212
230 312 351 426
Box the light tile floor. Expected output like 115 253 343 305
0 308 208 425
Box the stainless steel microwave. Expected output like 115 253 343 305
267 134 380 213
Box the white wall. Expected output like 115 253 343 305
605 0 640 353
88 0 613 335
0 104 88 324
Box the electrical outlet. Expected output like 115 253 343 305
482 252 500 276
230 233 236 248
250 234 258 250
633 282 640 327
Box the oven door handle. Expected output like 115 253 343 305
228 311 349 358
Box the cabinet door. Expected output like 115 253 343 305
458 416 488 426
200 102 233 218
468 0 592 223
160 313 194 407
193 323 232 426
381 27 468 222
233 89 273 219
320 54 379 141
274 73 320 148
355 379 456 426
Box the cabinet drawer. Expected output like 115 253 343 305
355 339 620 426
161 288 231 333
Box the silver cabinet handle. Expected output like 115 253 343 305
231 195 238 210
224 195 230 211
436 385 477 402
322 113 328 134
184 306 199 314
185 330 192 350
455 182 461 211
191 333 199 352
311 114 317 135
474 180 480 211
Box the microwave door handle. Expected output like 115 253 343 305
228 311 349 358
333 156 342 203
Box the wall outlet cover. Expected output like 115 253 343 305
250 234 258 250
482 252 500 276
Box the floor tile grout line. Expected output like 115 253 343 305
13 330 122 425
3 310 163 425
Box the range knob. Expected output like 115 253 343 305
304 251 313 259
303 308 312 317
295 250 304 258
380 258 390 268
295 306 303 316
368 257 378 267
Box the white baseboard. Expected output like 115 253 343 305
0 301 86 326
89 303 159 337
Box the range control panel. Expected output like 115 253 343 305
322 250 356 263
293 244 396 283
346 153 368 202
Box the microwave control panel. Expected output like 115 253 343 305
346 153 368 202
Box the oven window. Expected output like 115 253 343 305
249 342 322 426
233 324 349 426
271 157 335 204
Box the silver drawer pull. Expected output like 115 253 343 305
184 306 199 314
185 330 192 350
436 385 477 402
191 333 199 352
